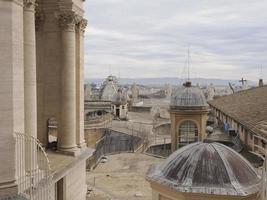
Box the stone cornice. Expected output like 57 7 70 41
4 0 24 7
72 4 85 17
23 0 37 10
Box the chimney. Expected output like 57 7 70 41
259 79 264 87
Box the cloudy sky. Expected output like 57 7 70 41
84 0 267 81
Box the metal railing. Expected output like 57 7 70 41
15 132 52 200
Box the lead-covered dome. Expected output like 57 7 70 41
170 82 208 108
112 89 128 105
146 142 260 196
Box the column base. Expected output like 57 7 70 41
78 141 87 151
0 181 18 197
57 146 81 157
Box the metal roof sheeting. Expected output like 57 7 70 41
146 142 260 196
170 86 208 108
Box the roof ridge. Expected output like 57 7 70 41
181 143 206 187
212 143 244 195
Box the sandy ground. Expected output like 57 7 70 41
86 153 163 200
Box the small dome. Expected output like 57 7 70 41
112 89 128 105
170 82 208 108
146 142 260 196
107 75 116 82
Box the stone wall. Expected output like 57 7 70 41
64 162 87 200
84 128 105 148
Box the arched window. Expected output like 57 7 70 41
178 121 198 146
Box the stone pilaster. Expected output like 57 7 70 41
24 0 37 138
58 12 80 154
75 18 87 149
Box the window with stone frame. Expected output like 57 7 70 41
178 120 199 145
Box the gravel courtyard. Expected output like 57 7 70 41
86 153 163 200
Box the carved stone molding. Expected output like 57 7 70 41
35 11 45 32
7 0 24 7
58 12 82 32
23 0 36 10
76 18 88 34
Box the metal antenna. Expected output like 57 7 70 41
260 65 263 79
118 68 121 81
187 48 190 82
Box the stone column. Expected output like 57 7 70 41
24 0 37 138
35 11 47 146
24 0 38 173
58 12 79 153
76 18 87 149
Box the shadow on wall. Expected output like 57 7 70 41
47 117 58 150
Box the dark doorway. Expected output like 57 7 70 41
116 108 120 117
57 178 64 200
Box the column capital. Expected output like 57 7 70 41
58 12 82 32
76 18 88 34
23 0 36 10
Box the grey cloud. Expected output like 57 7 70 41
84 0 267 80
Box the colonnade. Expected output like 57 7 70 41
24 2 87 153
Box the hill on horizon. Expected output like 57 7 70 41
86 77 256 87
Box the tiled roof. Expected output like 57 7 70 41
208 85 267 138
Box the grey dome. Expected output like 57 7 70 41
170 83 208 108
112 89 128 105
146 142 260 196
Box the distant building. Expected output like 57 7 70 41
84 83 92 100
205 83 216 101
112 89 129 120
131 83 139 103
169 81 209 152
208 85 267 156
164 84 172 98
100 75 119 100
146 142 260 200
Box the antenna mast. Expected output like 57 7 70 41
187 48 190 82
260 65 263 79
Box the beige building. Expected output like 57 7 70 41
146 142 261 200
208 84 267 156
0 0 92 199
100 75 118 101
112 89 129 120
84 100 113 148
169 82 209 152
